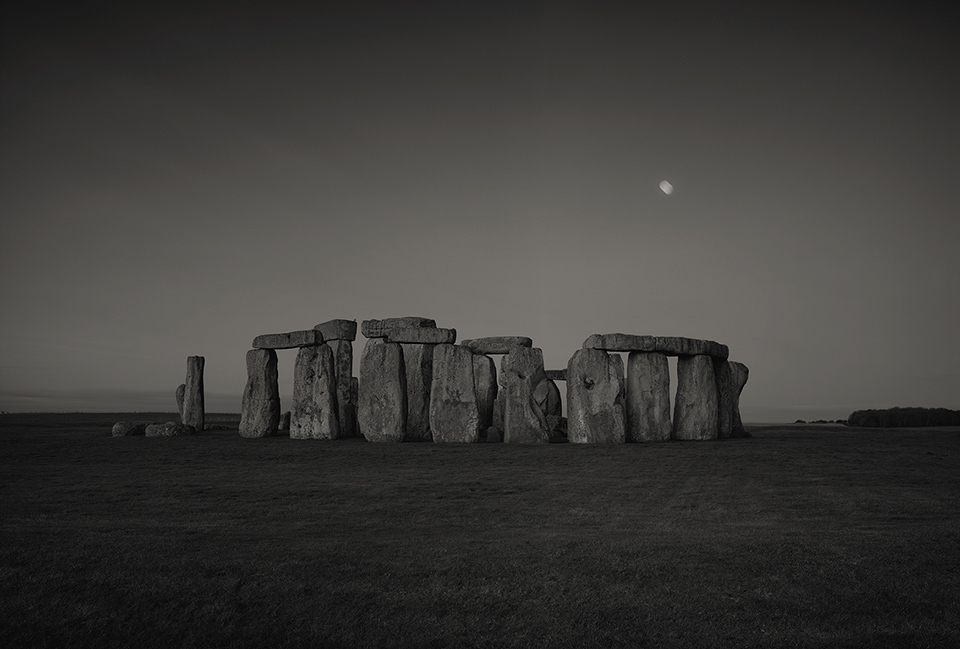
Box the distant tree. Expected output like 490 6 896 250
847 407 960 427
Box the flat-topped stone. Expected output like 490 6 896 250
544 369 567 382
460 337 533 354
253 330 323 349
385 327 457 345
313 319 357 341
361 317 436 338
583 333 729 360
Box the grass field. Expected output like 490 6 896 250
1 413 958 648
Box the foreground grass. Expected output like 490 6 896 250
1 414 958 648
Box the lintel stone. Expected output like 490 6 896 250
544 369 567 382
583 333 729 360
385 327 457 345
361 317 436 338
253 330 324 349
460 337 533 354
313 319 357 341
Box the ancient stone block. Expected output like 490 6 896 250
567 348 625 444
430 344 481 443
358 339 406 442
182 356 204 433
460 337 533 354
714 359 735 439
492 395 503 433
176 384 185 420
386 327 457 345
279 411 291 431
112 421 149 437
499 347 550 444
626 352 671 442
534 378 562 419
729 361 750 438
583 333 728 360
361 317 436 338
401 342 434 441
239 348 281 438
313 319 357 341
544 369 567 382
351 377 359 437
673 354 719 440
473 354 498 432
329 339 357 438
145 421 196 437
291 344 340 440
252 329 323 349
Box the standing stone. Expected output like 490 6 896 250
291 344 340 440
534 378 562 418
401 342 435 441
182 356 204 433
175 384 186 420
491 395 504 437
626 352 671 442
239 349 281 438
351 377 360 437
714 359 735 439
729 361 749 438
329 339 357 438
673 354 719 440
500 347 551 444
279 411 291 431
430 344 481 443
567 348 625 444
358 339 406 442
473 354 498 432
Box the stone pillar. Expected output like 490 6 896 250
358 338 406 442
500 347 551 444
328 339 357 438
291 343 340 440
473 354 498 432
429 344 481 443
239 349 280 438
729 361 749 438
626 351 671 442
351 377 360 437
400 343 435 441
182 356 204 433
673 354 718 440
567 348 625 444
714 359 735 439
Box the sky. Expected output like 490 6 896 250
2 0 958 421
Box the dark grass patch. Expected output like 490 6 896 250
1 416 958 647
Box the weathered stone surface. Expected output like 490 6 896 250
729 361 749 438
279 411 291 430
145 421 196 437
499 347 550 444
401 343 434 441
673 354 719 440
239 349 281 438
291 344 340 440
714 359 735 439
583 333 729 360
486 426 502 443
534 378 562 419
313 319 357 341
430 344 481 443
182 356 204 433
252 329 323 349
567 348 625 444
460 337 533 355
329 339 357 438
473 354 498 432
546 415 568 440
176 384 185 419
626 352 671 442
361 317 436 338
358 339 406 442
351 377 359 436
544 369 567 382
386 327 456 345
112 421 149 437
492 395 503 433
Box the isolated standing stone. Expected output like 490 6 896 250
473 354 498 432
182 356 204 433
673 354 719 440
500 347 550 444
729 362 749 437
358 339 406 442
239 348 281 438
626 352 671 442
430 344 481 443
291 344 340 440
329 339 357 438
145 421 196 437
176 384 186 420
567 348 625 444
112 421 149 437
401 342 435 441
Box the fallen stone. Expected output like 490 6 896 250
239 348 281 438
385 327 457 345
145 421 196 437
544 369 567 382
567 348 625 444
279 411 291 430
583 333 729 360
329 339 357 438
499 347 550 444
182 356 204 433
291 343 340 440
460 337 533 355
357 339 407 442
361 317 436 338
313 319 357 341
626 352 672 442
430 344 481 443
112 421 149 437
673 354 719 440
175 384 185 419
252 329 323 349
473 354 498 432
729 361 750 438
401 342 435 441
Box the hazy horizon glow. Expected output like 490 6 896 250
2 1 958 421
